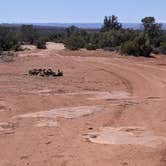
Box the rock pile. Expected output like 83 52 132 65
29 68 63 77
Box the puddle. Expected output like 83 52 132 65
15 105 103 120
14 106 104 128
88 91 130 100
36 119 58 127
83 127 166 148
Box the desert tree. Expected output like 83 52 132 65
101 15 122 32
64 34 85 50
0 26 20 51
121 34 152 57
21 25 37 44
141 17 162 47
36 37 47 49
66 26 79 37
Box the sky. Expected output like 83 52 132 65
0 0 166 23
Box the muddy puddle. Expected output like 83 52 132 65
83 127 166 148
36 119 58 127
14 106 104 127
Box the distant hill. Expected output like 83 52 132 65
31 23 166 30
29 23 142 29
1 23 166 30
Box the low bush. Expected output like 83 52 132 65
152 47 160 54
0 27 21 51
86 43 97 50
135 35 152 56
64 35 85 50
121 35 152 57
121 41 138 56
36 37 47 49
103 46 119 52
159 42 166 54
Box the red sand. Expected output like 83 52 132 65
0 43 166 166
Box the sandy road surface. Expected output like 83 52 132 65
0 44 166 166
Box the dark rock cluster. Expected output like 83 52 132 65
29 68 63 77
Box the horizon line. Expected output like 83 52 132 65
1 22 166 25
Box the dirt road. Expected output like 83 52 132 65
0 44 166 166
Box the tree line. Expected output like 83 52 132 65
64 15 166 56
0 24 50 51
0 15 166 56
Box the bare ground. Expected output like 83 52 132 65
0 44 166 166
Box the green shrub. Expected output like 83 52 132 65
159 35 166 43
152 47 160 54
66 26 79 37
134 35 152 56
98 29 138 50
121 35 152 57
0 27 21 51
103 47 119 52
87 33 100 49
159 42 166 54
21 25 37 44
141 17 162 47
99 31 122 48
138 45 152 57
121 41 138 56
36 37 47 49
64 35 85 50
86 43 97 50
101 15 122 32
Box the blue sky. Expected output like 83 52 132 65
0 0 166 23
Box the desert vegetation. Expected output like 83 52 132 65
0 15 166 56
0 24 48 51
64 15 166 57
0 26 21 51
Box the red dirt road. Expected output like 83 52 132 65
0 45 166 166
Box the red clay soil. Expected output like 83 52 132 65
0 45 166 166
